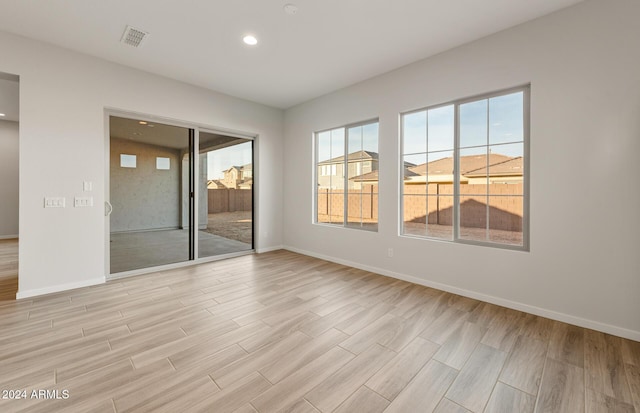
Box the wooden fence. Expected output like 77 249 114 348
208 189 252 214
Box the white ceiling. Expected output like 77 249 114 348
0 0 584 109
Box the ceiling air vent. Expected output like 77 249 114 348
121 25 149 48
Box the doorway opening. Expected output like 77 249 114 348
107 114 254 276
0 71 19 301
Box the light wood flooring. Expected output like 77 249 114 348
0 238 18 301
0 249 638 413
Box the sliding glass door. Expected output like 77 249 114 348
108 116 254 275
198 132 253 259
109 116 193 273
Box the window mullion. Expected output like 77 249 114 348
485 99 490 241
453 104 460 241
343 127 348 227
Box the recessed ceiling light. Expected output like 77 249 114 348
243 35 258 46
0 113 5 117
138 121 148 125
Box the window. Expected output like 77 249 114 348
315 120 379 231
120 154 136 168
401 86 529 249
156 157 170 170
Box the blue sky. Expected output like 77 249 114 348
317 123 379 163
403 91 524 162
207 141 252 179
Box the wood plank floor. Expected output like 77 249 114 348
0 248 638 412
0 238 18 301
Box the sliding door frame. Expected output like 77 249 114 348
104 109 257 280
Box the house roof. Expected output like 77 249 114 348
464 156 523 177
207 179 227 189
223 163 252 173
351 161 417 182
350 170 379 182
408 154 515 177
318 150 378 165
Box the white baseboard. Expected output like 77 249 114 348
17 277 105 300
0 234 18 240
256 245 284 254
283 245 640 342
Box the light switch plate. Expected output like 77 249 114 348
74 197 94 207
83 181 93 192
44 197 65 208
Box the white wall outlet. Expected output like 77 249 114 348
74 196 94 207
83 181 93 192
388 248 394 257
44 197 65 208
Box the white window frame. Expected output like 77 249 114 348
400 85 530 251
314 118 379 231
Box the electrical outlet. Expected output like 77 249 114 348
83 181 93 192
388 248 394 257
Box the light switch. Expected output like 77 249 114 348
74 197 94 207
44 197 66 208
83 181 93 192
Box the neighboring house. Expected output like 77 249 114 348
222 164 253 189
238 179 253 190
318 150 379 190
348 153 523 187
350 161 417 187
404 153 523 185
207 179 226 189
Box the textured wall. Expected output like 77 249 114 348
109 137 182 232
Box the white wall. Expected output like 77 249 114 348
0 31 284 297
283 0 640 340
0 119 19 238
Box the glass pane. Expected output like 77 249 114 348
331 164 345 190
427 105 454 152
489 196 523 245
403 111 427 155
362 122 379 153
120 154 136 168
460 147 489 191
329 192 344 225
362 184 378 231
344 185 379 232
330 128 345 191
460 99 488 148
198 137 253 258
156 157 170 170
459 195 488 242
331 128 345 159
426 151 453 186
426 195 453 240
489 92 524 145
317 190 330 224
403 195 426 236
348 125 363 155
317 131 331 163
488 143 524 191
110 117 190 273
403 154 426 195
346 193 363 228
